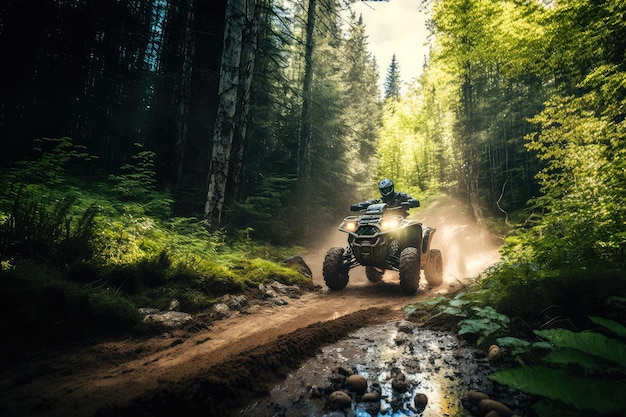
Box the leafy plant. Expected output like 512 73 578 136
490 317 626 416
458 305 511 348
108 143 173 219
412 293 515 348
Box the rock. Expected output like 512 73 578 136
478 399 515 417
269 281 302 299
362 392 380 402
227 295 248 311
309 385 323 398
346 374 368 393
270 297 288 306
283 255 313 278
488 344 503 362
142 311 193 328
467 390 490 404
168 299 180 311
485 410 502 417
212 303 231 319
328 390 352 408
138 307 160 315
390 368 409 392
260 286 278 299
362 382 382 403
390 367 405 380
394 332 409 345
414 393 428 411
391 377 409 393
397 320 415 334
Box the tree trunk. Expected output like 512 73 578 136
175 0 196 189
299 0 316 183
204 0 245 225
230 0 262 200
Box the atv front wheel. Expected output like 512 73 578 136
365 266 384 282
399 247 420 294
424 249 443 286
323 247 349 290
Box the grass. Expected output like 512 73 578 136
0 142 314 352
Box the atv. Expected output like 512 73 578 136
323 201 443 294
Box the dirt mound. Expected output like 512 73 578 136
95 307 396 417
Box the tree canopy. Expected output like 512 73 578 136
1 0 625 265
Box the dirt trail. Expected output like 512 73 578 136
0 195 501 417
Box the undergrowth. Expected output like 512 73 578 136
0 138 313 352
408 262 626 417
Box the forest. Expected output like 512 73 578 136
0 0 625 416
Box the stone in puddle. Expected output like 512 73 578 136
346 374 368 393
328 390 352 408
414 393 428 411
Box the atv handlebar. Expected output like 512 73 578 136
349 198 420 213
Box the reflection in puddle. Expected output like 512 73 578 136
242 324 495 417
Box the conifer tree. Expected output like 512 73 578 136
384 54 402 101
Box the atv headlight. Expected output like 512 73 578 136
343 221 358 232
380 218 400 231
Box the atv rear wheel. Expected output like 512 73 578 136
424 249 443 286
323 247 349 290
399 247 420 294
365 266 384 282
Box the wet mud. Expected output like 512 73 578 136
95 307 398 417
241 323 532 417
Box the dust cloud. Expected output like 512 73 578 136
304 195 502 288
413 195 502 286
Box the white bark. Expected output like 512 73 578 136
204 0 245 224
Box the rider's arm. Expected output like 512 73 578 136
405 198 420 208
397 193 420 208
350 199 380 211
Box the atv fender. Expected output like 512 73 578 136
420 227 437 269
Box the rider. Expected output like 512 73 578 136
350 178 420 212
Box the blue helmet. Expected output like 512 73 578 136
379 178 394 197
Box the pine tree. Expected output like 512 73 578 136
384 54 401 101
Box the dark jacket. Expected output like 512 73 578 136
350 192 419 212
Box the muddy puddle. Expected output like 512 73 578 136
241 321 528 417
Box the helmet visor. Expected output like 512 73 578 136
380 184 394 196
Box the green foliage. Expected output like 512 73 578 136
458 306 510 347
230 175 298 243
0 138 101 264
490 321 626 416
237 258 305 286
524 83 626 267
491 365 626 415
535 328 626 368
476 262 626 329
0 137 316 346
108 143 173 219
384 54 401 101
4 137 95 186
0 264 139 347
590 316 626 338
413 292 513 348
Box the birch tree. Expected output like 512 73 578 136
205 0 258 225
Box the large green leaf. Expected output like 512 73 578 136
490 365 626 413
590 316 626 338
544 347 607 369
534 328 626 368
